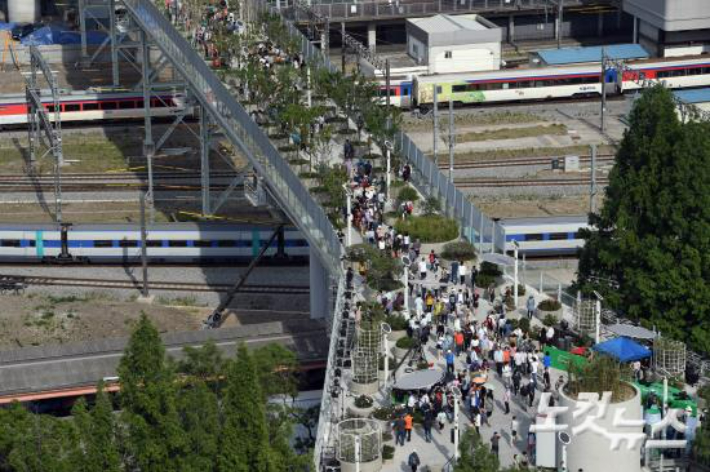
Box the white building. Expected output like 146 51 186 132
406 13 502 75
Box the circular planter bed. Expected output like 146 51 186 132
393 336 416 360
348 395 375 418
537 299 563 324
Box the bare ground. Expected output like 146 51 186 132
471 194 605 219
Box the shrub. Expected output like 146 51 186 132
396 336 417 349
543 314 558 327
475 273 496 288
394 215 458 243
517 317 530 333
538 299 562 311
480 261 503 277
382 444 395 460
371 406 394 421
423 196 441 215
354 395 374 408
397 185 419 204
385 314 408 331
441 241 477 262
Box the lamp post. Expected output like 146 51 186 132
384 140 392 204
513 240 519 310
343 183 352 247
402 255 410 315
452 386 462 462
593 290 604 344
381 322 392 390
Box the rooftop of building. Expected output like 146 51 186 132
674 87 710 104
535 43 650 66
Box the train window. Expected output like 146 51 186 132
46 105 55 113
435 86 442 94
27 240 36 247
83 103 99 111
548 233 569 240
445 51 452 59
702 67 710 75
151 99 168 108
145 240 162 247
168 240 188 247
525 234 544 241
193 240 213 247
137 99 145 108
118 240 138 247
687 68 702 76
94 240 113 248
217 240 237 247
101 101 117 110
452 84 467 93
1 239 21 247
119 101 135 109
64 104 80 112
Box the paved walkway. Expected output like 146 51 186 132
373 268 565 472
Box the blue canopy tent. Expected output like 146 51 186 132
592 336 651 363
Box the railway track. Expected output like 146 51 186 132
439 154 616 170
0 274 309 295
455 177 610 188
0 170 238 183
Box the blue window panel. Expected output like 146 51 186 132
284 240 309 247
505 234 525 242
543 234 551 241
43 241 62 248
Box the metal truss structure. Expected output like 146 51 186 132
26 45 64 224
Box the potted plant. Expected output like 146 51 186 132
394 336 417 360
537 298 563 324
385 314 408 342
348 394 375 418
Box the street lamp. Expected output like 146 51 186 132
381 322 392 391
343 183 352 247
451 386 462 462
513 240 520 311
593 290 604 344
384 140 392 204
401 255 410 315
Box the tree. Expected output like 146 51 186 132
6 406 76 472
71 383 120 472
577 85 710 352
693 386 710 465
178 381 220 472
218 345 272 472
252 343 299 399
178 340 225 384
118 314 187 472
454 428 499 472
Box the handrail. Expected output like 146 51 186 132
121 0 344 277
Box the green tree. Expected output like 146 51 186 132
6 408 76 472
71 383 120 472
694 386 710 465
178 381 220 472
577 85 710 352
454 428 499 472
118 314 187 472
253 343 299 399
218 345 272 472
178 340 225 383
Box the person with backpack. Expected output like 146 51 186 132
408 449 421 472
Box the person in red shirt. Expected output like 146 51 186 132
454 331 464 356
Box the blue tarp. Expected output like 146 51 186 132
537 44 650 66
0 22 17 31
21 26 108 46
674 88 710 104
593 336 651 363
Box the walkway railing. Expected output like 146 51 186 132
122 0 344 276
286 0 591 22
269 3 507 252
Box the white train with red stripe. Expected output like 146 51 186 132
376 56 710 108
0 90 190 127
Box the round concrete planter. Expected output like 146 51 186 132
387 329 407 343
350 380 379 396
348 404 375 418
393 346 410 360
537 307 563 324
558 383 642 472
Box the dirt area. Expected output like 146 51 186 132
471 194 605 219
401 111 544 132
0 292 203 349
456 124 567 143
455 144 616 162
0 126 247 175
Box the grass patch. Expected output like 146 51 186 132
456 124 567 143
156 295 203 307
455 144 616 162
394 215 458 243
402 111 544 131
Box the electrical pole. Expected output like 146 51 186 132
557 0 563 49
341 22 346 73
448 97 454 181
140 192 149 298
590 144 597 214
433 83 438 169
600 49 606 133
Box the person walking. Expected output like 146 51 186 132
511 415 520 444
418 257 427 280
491 432 501 457
437 409 447 431
394 415 406 446
404 412 413 442
423 409 433 443
526 295 536 319
458 261 467 285
408 449 421 472
446 349 455 374
504 386 511 415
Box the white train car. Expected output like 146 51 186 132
501 216 589 256
622 57 710 92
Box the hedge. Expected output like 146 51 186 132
394 215 458 243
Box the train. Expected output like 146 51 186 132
0 90 189 127
0 223 309 264
501 216 588 256
379 56 710 108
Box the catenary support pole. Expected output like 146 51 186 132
200 106 211 215
140 192 149 298
109 0 119 87
433 83 438 169
590 144 597 214
448 97 454 181
600 50 607 133
557 0 563 49
513 242 519 309
141 29 155 223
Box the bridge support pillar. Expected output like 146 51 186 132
367 23 376 52
632 16 639 43
507 15 514 43
310 248 329 320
